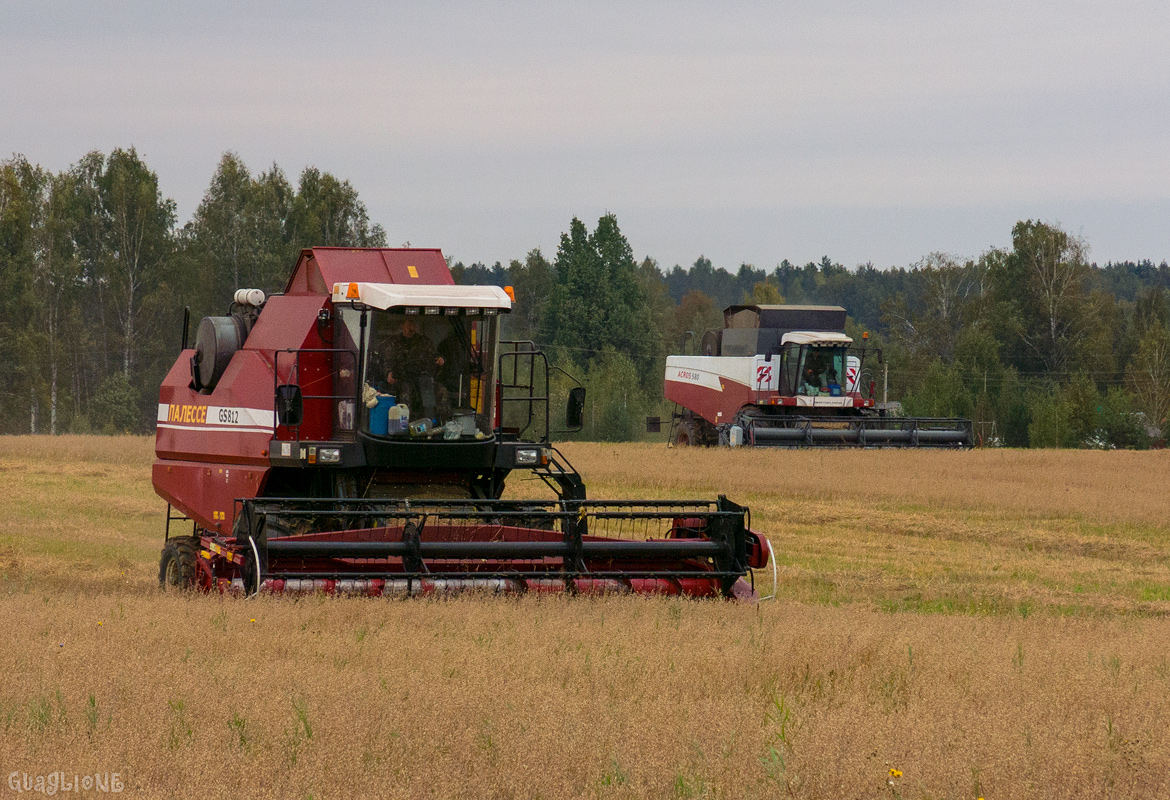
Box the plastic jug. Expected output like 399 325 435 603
728 425 744 446
369 395 395 435
389 403 409 434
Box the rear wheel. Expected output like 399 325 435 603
159 537 199 590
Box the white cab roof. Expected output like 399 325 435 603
781 331 853 346
331 282 512 311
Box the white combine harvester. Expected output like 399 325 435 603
664 304 973 448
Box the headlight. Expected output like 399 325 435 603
515 448 540 466
319 447 342 464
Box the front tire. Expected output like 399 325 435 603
673 417 698 446
672 412 716 446
159 537 199 590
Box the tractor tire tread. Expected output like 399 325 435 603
159 536 200 590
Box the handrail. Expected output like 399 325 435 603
499 342 550 442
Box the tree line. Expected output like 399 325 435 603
3 148 1169 447
456 222 1170 447
0 150 384 434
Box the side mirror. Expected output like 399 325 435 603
276 384 304 427
565 386 586 431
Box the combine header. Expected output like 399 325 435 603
155 248 769 599
665 304 973 448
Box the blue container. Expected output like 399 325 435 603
369 395 396 435
829 383 841 397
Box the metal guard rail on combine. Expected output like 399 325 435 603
232 497 754 593
745 416 974 448
498 342 549 442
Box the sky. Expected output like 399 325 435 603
3 1 1169 272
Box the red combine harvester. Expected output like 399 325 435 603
154 248 770 599
665 304 973 448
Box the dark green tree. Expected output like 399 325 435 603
544 214 662 385
0 155 48 432
668 289 722 355
505 248 554 341
181 153 297 313
1098 387 1150 449
248 165 298 289
288 167 386 249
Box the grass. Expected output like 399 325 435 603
1 436 1170 797
568 444 1170 617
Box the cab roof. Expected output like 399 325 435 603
331 282 512 311
781 331 853 346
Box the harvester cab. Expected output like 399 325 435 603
155 247 770 599
769 331 857 397
266 278 584 502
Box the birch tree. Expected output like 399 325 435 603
99 148 176 380
995 220 1091 373
34 171 86 433
1126 324 1170 436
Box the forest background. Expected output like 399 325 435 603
3 149 1169 447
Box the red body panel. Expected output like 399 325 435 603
155 297 329 457
242 295 331 352
664 358 873 427
284 247 453 295
664 373 755 426
153 461 268 536
157 350 280 465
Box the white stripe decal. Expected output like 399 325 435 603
664 356 755 392
157 403 275 430
156 423 274 435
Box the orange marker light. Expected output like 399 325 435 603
346 282 360 299
504 285 516 302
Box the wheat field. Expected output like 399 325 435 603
2 436 1170 798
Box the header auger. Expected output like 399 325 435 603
154 247 770 599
